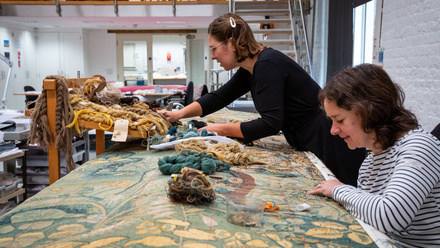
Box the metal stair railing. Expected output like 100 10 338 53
289 0 314 79
232 0 296 58
230 0 314 79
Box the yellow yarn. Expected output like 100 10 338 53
207 151 224 162
67 109 114 134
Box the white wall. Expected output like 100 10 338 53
152 35 186 77
84 30 117 82
0 24 38 111
380 0 440 131
188 31 210 86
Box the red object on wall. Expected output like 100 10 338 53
18 51 21 68
167 51 171 61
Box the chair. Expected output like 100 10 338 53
24 85 38 109
194 84 208 101
431 123 440 140
184 81 194 106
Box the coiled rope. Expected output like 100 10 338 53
167 167 215 206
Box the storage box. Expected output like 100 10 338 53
0 177 23 198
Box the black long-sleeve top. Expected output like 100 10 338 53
197 48 321 149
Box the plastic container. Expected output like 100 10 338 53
226 196 266 227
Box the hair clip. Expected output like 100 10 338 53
230 17 236 28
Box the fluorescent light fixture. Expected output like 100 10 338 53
82 21 114 24
165 25 188 28
156 21 187 24
12 20 38 24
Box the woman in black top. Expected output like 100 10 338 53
159 13 365 186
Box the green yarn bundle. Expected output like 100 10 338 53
146 133 165 145
158 149 230 175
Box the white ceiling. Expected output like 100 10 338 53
1 16 216 30
0 4 228 30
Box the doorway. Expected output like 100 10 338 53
117 34 152 86
116 34 187 86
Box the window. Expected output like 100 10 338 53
353 0 376 66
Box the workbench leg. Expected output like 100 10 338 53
83 131 90 162
96 130 105 156
21 151 28 200
45 79 61 185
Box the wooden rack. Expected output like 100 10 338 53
44 78 147 184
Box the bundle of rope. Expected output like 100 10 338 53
82 77 107 102
174 140 255 166
207 142 255 166
167 167 216 205
28 75 76 171
174 139 208 152
68 93 172 136
96 83 123 105
158 149 230 175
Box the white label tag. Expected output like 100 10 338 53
111 119 129 142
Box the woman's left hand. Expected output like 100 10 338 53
198 124 227 136
198 122 244 138
308 180 345 198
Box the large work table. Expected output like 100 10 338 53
0 109 391 247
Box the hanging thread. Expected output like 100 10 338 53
28 75 76 171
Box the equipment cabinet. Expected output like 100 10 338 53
0 151 26 203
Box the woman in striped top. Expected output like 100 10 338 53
308 64 440 247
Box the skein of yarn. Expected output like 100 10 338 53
158 149 230 175
167 167 216 205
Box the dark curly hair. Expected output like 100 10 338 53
319 64 419 150
208 12 265 63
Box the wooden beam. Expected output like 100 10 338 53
78 120 147 139
0 0 228 5
77 120 147 156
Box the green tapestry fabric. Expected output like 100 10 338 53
0 109 380 247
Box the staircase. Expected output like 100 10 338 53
232 0 314 79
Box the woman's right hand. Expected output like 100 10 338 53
157 110 182 123
157 102 203 123
308 180 344 198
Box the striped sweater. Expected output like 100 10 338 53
333 129 440 248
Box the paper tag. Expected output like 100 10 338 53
111 119 129 142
